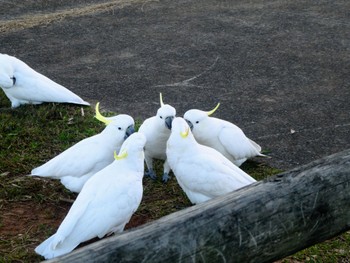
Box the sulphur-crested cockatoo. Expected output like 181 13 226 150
138 93 175 182
35 132 146 259
166 117 256 204
0 53 89 108
184 103 266 167
30 103 135 192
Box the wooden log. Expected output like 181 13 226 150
44 149 350 263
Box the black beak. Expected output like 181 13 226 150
165 116 174 130
11 76 16 85
185 119 194 131
124 125 135 140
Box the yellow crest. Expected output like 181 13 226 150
180 127 190 138
206 103 220 116
159 92 164 107
114 150 128 160
95 102 112 125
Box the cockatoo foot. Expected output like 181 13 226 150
162 173 170 183
145 169 157 180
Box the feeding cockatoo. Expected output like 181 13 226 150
166 117 256 204
30 103 135 192
184 103 266 167
138 93 175 182
35 132 146 259
0 53 89 108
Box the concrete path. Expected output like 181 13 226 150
1 0 349 169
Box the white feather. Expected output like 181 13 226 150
0 53 89 108
138 103 176 181
31 114 135 192
35 133 146 259
166 117 256 204
184 109 266 166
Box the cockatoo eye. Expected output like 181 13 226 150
196 121 199 124
118 127 122 130
11 76 16 85
160 116 163 119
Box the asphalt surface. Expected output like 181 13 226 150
1 0 349 170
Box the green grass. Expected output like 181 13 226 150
0 91 349 262
287 234 350 262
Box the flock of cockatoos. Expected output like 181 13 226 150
0 53 266 259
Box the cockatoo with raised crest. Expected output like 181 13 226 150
30 103 135 192
166 117 256 204
184 103 266 167
138 93 175 182
35 132 146 259
0 53 89 108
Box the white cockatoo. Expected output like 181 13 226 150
184 103 266 167
138 93 175 182
166 117 256 204
30 103 135 192
0 53 90 108
35 132 146 259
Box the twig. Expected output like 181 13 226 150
154 56 219 88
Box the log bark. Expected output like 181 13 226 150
44 149 350 263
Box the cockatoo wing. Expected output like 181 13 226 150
31 134 112 179
36 165 143 259
59 173 96 193
249 138 262 152
218 126 262 160
15 55 89 105
174 150 255 203
201 145 256 183
13 68 89 105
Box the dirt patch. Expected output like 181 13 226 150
0 200 70 262
1 201 69 238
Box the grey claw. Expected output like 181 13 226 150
145 169 157 180
162 173 170 183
